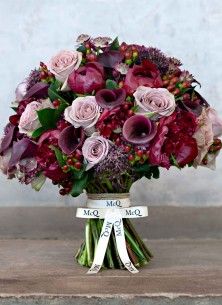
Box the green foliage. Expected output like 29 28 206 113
110 37 120 50
48 79 69 105
106 79 118 90
49 146 66 167
133 163 160 179
70 172 89 197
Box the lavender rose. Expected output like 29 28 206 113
133 86 176 118
49 50 82 82
18 99 53 135
64 96 101 132
82 133 110 170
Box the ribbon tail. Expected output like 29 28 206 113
87 212 113 274
113 212 138 274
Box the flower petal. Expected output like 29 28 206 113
58 126 85 155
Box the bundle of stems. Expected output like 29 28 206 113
76 218 153 269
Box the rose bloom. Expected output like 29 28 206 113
64 96 101 132
193 107 222 166
149 111 198 169
124 60 163 95
18 99 53 135
133 86 176 118
82 133 110 170
49 50 82 82
68 62 105 94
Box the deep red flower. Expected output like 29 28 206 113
37 130 69 183
68 62 105 94
124 60 163 95
149 111 198 168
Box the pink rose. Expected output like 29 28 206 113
82 134 110 170
49 50 82 82
68 62 105 94
193 107 222 166
133 86 176 118
64 96 101 131
18 99 53 135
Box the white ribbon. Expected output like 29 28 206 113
76 196 148 274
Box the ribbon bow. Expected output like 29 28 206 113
76 195 148 274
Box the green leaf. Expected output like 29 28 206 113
31 174 46 191
131 105 139 113
37 108 57 129
32 127 46 138
106 79 118 89
11 106 18 112
170 154 181 169
133 163 160 179
48 80 69 105
77 45 87 53
110 37 119 50
70 173 89 197
49 146 66 167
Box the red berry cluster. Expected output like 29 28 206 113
122 145 149 164
62 150 83 173
119 43 139 65
162 72 191 96
39 62 55 82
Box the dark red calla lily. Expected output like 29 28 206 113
95 88 126 109
58 126 85 155
98 50 123 68
123 114 157 145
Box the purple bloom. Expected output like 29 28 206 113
95 88 126 109
123 114 157 145
58 126 85 155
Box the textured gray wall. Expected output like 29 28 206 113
0 0 222 206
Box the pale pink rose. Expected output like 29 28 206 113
133 86 176 118
193 107 222 167
15 81 28 102
49 50 82 82
19 99 53 135
64 96 101 131
82 134 110 170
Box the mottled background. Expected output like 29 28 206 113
0 0 221 206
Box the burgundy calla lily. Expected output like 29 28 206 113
24 82 49 99
123 114 157 145
58 126 85 155
98 50 123 68
95 88 126 109
8 138 37 169
0 123 16 154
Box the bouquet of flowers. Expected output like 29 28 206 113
1 34 222 273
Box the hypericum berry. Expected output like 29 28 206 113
182 81 191 88
9 114 20 126
167 85 175 92
59 188 67 196
74 150 82 160
214 145 222 152
125 59 132 65
53 99 60 107
120 43 128 52
172 88 180 96
115 138 121 145
124 145 131 153
132 50 138 58
214 139 222 145
74 161 82 169
202 158 208 165
163 80 169 87
67 158 73 166
62 165 69 172
170 77 179 85
136 150 143 157
40 71 47 79
123 103 130 110
118 81 124 88
125 50 132 59
127 109 134 117
128 154 134 161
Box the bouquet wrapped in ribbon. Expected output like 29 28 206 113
1 34 222 273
